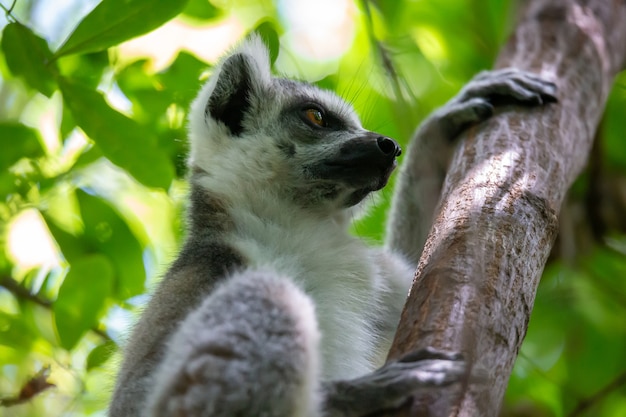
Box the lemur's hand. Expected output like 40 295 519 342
322 348 469 417
431 68 558 140
387 69 557 262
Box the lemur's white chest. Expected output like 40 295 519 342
227 206 382 380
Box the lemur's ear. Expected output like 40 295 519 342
207 36 271 136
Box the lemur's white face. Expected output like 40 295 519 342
188 36 401 212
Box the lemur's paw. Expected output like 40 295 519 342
436 97 495 138
436 68 557 139
354 348 465 395
322 348 471 416
388 348 466 387
468 68 558 105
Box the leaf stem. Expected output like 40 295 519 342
0 0 19 22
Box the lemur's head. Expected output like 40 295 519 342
188 36 401 213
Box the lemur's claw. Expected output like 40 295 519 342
398 347 463 363
435 68 558 139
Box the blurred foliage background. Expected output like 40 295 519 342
0 0 625 416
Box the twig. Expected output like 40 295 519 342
566 370 626 417
0 0 19 22
0 275 113 342
0 366 55 407
359 0 418 137
0 275 51 308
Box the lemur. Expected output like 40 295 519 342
109 36 556 417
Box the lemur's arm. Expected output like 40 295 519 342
321 349 463 417
386 69 557 264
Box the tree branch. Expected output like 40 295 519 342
384 0 626 415
0 275 112 342
0 275 52 308
0 367 54 408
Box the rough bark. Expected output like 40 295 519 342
384 0 626 416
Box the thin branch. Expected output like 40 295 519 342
0 366 54 407
0 0 19 23
0 275 51 308
359 0 416 135
0 275 113 342
566 370 626 417
361 0 404 102
90 326 112 341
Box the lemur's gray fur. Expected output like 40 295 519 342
109 36 557 417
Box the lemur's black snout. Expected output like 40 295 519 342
314 134 401 194
333 135 400 168
376 136 402 157
314 134 401 206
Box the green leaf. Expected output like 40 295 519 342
254 21 280 65
44 218 86 264
73 146 104 169
0 122 45 170
156 51 207 107
117 60 173 122
0 172 16 199
0 312 37 351
182 0 221 21
57 50 109 89
158 127 189 178
1 22 57 97
86 340 117 370
54 254 114 350
60 103 76 140
115 54 201 178
54 0 190 58
59 78 174 189
76 190 146 300
43 190 146 300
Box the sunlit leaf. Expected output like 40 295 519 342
77 189 146 300
117 60 172 122
0 312 37 351
86 340 118 370
156 51 207 107
1 22 57 97
0 172 16 198
117 54 202 177
57 50 109 89
59 77 174 189
59 103 77 141
73 146 104 169
54 254 114 350
182 0 221 21
54 0 190 58
0 122 44 170
43 190 146 300
44 217 85 264
157 127 188 178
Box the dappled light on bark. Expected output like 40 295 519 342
383 0 626 416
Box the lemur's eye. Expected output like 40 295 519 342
303 108 326 128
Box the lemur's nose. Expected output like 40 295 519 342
377 136 402 157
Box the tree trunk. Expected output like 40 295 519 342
384 0 626 416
